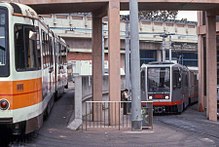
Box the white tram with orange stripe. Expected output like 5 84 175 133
0 2 68 135
141 62 198 113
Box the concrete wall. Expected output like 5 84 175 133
80 75 125 102
72 75 125 118
40 14 198 52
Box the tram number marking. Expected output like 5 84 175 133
17 84 24 91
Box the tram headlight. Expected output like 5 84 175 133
148 96 153 100
165 96 169 99
0 99 10 110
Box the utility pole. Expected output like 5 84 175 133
129 0 142 130
125 17 130 91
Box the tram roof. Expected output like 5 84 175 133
0 2 38 18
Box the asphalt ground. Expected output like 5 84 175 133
5 83 219 147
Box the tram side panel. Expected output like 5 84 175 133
40 24 56 119
168 66 189 112
181 68 190 108
9 8 44 134
55 40 67 98
171 67 184 111
0 2 68 135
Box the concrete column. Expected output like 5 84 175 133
67 76 82 130
206 11 217 121
92 14 103 121
108 0 121 125
197 11 205 112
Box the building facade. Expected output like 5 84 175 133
40 13 198 71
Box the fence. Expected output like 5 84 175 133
82 101 153 131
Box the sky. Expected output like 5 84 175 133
177 11 197 21
120 10 198 22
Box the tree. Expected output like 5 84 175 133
138 10 178 21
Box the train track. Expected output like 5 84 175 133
156 110 219 143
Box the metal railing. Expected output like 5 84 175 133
82 101 153 131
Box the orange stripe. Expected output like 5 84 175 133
0 78 42 110
153 100 183 106
0 89 41 96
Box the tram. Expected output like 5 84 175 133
141 62 198 113
0 2 68 134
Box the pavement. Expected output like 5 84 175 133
23 83 219 147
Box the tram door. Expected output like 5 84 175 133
42 32 49 98
54 41 58 94
48 37 53 93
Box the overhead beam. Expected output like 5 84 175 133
92 3 108 18
4 0 219 13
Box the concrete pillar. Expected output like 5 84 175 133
92 14 103 121
206 11 217 121
197 11 205 112
108 0 121 125
67 76 82 130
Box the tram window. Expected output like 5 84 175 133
60 45 63 64
0 25 6 66
194 74 197 85
41 30 46 68
36 29 41 68
141 69 145 92
0 12 6 66
173 69 181 89
59 44 62 65
0 9 9 77
15 25 25 69
185 74 188 86
42 31 50 68
62 46 67 65
147 67 170 92
49 37 53 65
15 24 40 71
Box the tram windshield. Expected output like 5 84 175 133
0 7 9 77
147 67 170 93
